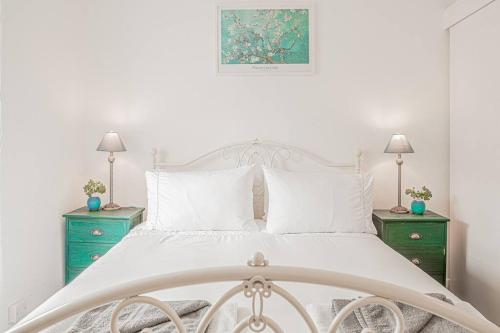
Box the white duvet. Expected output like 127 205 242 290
23 225 481 332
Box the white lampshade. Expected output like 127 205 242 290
96 131 127 152
384 134 414 154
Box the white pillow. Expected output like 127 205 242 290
242 219 267 232
263 167 375 234
145 166 255 231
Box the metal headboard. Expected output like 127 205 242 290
152 139 362 171
151 139 362 218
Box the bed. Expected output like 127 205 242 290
9 140 500 333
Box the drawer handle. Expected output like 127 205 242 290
409 232 422 240
91 229 103 237
411 257 422 266
91 254 101 261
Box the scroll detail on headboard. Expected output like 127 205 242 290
152 139 362 219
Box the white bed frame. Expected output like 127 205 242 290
8 140 500 333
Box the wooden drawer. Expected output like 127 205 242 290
384 223 446 247
430 274 445 286
68 242 115 267
64 207 144 285
66 267 86 283
395 247 445 273
68 219 130 243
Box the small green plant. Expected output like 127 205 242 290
405 186 432 201
83 179 106 197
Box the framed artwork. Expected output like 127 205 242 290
216 2 315 74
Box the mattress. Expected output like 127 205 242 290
21 224 480 332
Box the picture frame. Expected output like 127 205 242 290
216 2 315 75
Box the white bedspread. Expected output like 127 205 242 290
22 225 478 332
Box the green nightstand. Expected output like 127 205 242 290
372 209 449 286
64 206 145 284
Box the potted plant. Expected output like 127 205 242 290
405 186 432 215
83 179 106 211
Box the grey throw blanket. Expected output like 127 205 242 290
66 300 210 333
332 293 471 333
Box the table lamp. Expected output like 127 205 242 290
384 133 414 214
97 131 126 210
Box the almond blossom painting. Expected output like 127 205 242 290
217 5 313 74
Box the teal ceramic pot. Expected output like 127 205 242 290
87 197 101 211
411 200 426 215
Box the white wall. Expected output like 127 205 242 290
0 0 3 327
82 0 451 218
449 0 500 324
0 0 87 330
1 0 452 329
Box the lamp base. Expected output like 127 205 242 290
102 202 121 211
390 205 409 214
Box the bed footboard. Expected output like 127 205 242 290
7 253 500 333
